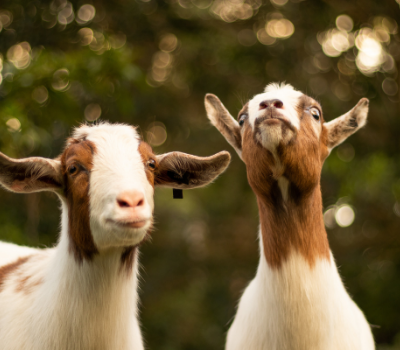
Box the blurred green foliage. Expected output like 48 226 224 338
0 0 400 349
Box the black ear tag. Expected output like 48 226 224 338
173 189 183 199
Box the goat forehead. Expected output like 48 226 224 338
63 141 95 166
79 124 141 163
298 94 321 112
70 124 149 186
73 123 139 145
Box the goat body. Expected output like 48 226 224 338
205 83 374 350
0 123 231 350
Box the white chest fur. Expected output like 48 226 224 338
226 236 375 350
0 239 143 350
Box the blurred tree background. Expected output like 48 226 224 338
0 0 399 348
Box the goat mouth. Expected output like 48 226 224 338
107 218 150 229
256 111 285 124
263 118 282 125
255 112 295 132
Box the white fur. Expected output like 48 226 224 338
226 239 375 350
0 226 143 350
0 124 151 350
248 83 303 132
256 122 285 154
0 241 39 266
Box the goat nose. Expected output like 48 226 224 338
117 191 145 209
259 99 283 110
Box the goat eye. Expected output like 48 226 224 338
148 159 156 170
310 108 320 121
68 166 78 175
238 114 248 127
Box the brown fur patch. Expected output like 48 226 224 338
16 274 43 294
120 246 138 275
257 189 330 268
61 138 98 263
0 256 31 292
120 224 154 274
319 127 330 161
138 142 158 187
240 94 330 268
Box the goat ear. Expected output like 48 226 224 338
154 151 231 189
324 98 369 151
0 152 63 193
205 94 242 159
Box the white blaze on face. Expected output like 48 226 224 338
73 124 154 251
248 83 303 130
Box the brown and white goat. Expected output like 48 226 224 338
205 83 374 350
0 122 231 350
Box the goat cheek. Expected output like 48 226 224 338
144 169 155 188
241 130 257 164
67 173 98 261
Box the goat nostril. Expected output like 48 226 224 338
117 200 130 208
137 199 144 207
260 99 283 110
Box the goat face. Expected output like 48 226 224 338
64 124 155 252
205 83 369 195
246 84 304 152
0 123 231 261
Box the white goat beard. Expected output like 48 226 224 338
257 125 294 152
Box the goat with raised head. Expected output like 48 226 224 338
0 122 231 350
205 83 374 350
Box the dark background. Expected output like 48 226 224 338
0 0 399 349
